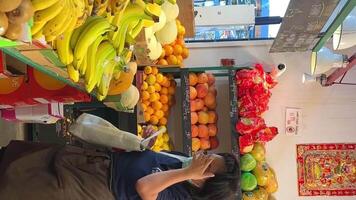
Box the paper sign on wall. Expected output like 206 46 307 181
285 107 301 136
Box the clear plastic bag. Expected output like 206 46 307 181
69 113 142 151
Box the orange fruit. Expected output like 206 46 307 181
159 117 167 125
168 86 175 95
164 45 173 56
147 85 155 93
167 55 178 65
155 110 164 119
189 73 198 86
162 78 171 88
151 67 159 75
144 113 151 122
142 100 150 107
141 103 148 112
141 91 150 100
182 48 189 59
192 138 201 152
176 19 181 26
176 55 183 65
160 87 168 95
150 92 160 102
160 94 169 104
146 106 154 115
176 36 185 46
191 112 198 125
158 58 168 65
191 125 199 137
153 101 163 110
198 111 209 124
143 73 147 81
167 74 174 80
144 66 152 74
154 83 161 92
162 104 169 112
173 44 183 56
150 115 159 125
156 73 164 84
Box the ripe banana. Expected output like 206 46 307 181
32 29 43 40
74 16 114 67
85 35 106 86
74 0 87 27
34 0 65 24
67 64 80 83
94 42 116 88
93 0 109 16
79 54 87 75
97 58 118 98
42 0 72 39
31 21 46 35
85 41 115 92
70 16 101 49
56 31 74 65
31 0 60 11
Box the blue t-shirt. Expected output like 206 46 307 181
111 150 192 200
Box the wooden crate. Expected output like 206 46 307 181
177 0 195 38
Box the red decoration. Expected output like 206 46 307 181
297 143 356 196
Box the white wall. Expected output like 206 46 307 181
183 41 356 200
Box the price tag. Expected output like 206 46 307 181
285 107 302 136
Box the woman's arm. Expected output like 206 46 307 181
136 154 215 200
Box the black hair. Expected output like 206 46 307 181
184 153 239 200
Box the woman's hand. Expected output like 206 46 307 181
141 126 157 148
184 153 215 180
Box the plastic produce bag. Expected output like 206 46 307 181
69 114 165 151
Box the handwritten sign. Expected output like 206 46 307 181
270 0 340 52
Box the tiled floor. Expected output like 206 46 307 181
0 119 25 146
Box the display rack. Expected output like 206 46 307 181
160 66 248 156
0 47 134 113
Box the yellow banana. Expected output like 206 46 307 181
31 0 60 11
56 30 74 65
42 0 72 38
74 0 87 27
79 54 87 76
74 16 114 67
34 0 65 24
45 34 57 42
70 16 100 50
32 29 43 40
67 64 80 83
85 35 105 86
111 4 153 50
97 58 117 98
31 21 46 35
86 41 115 92
93 0 109 16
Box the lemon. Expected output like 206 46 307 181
156 73 164 84
147 74 156 85
144 66 152 74
163 133 170 142
147 86 156 94
137 124 143 134
141 82 148 90
162 144 170 151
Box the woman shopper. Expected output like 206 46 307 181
0 114 239 200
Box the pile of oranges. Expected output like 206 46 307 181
189 72 219 152
157 20 189 67
139 66 177 152
141 66 176 125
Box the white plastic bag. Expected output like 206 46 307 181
69 113 142 151
69 113 167 151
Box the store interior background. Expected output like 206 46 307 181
1 0 355 199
